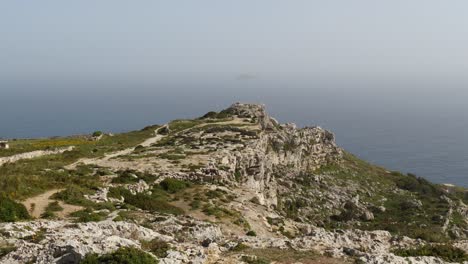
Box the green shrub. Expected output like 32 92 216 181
108 185 184 215
158 153 185 161
52 186 94 206
45 201 63 212
141 239 171 258
24 228 46 243
111 170 158 185
0 245 16 257
159 178 190 193
111 170 140 184
107 187 130 200
232 243 250 251
202 205 235 218
205 189 226 199
393 173 442 197
124 193 184 215
40 210 56 219
70 208 106 222
189 200 201 210
0 195 30 222
246 230 257 237
81 247 157 264
92 131 103 137
393 244 468 262
201 111 219 119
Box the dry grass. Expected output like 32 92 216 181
228 248 350 264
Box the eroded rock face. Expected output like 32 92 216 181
211 103 343 207
2 103 467 264
0 220 168 264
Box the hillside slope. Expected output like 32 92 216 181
0 103 467 264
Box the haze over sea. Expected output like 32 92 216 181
1 76 467 187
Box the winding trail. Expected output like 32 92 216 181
65 127 166 170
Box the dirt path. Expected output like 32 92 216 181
22 189 82 219
66 118 255 171
65 127 165 170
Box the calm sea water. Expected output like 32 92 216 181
1 77 467 187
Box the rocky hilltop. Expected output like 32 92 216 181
0 103 467 264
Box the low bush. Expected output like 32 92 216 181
92 131 103 137
51 186 94 206
141 239 171 258
159 178 190 193
202 204 235 218
392 173 443 197
0 196 30 222
0 245 16 258
40 210 56 219
246 230 257 237
205 189 226 199
393 244 468 262
24 228 47 243
232 243 250 251
46 201 63 212
70 208 106 222
107 187 130 200
111 170 140 184
124 193 184 215
81 247 157 264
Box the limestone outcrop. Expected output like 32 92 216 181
1 103 467 264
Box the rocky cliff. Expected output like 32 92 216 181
0 103 467 264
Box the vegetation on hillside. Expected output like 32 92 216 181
80 247 158 264
393 244 468 262
290 152 468 242
0 195 30 222
0 126 158 201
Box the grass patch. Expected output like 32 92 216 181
141 239 171 258
0 195 30 222
45 201 63 212
125 193 184 215
24 228 47 244
393 244 468 263
168 120 203 133
0 245 16 258
202 204 236 218
159 178 191 193
0 127 158 201
40 201 64 219
70 208 107 222
309 152 466 242
111 186 185 216
231 248 320 263
52 185 95 207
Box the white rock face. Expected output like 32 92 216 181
193 103 343 207
0 220 170 264
2 103 467 264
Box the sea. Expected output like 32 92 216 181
1 76 467 187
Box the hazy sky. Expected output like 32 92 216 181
1 2 468 186
2 1 468 81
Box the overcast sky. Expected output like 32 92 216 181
1 1 468 82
